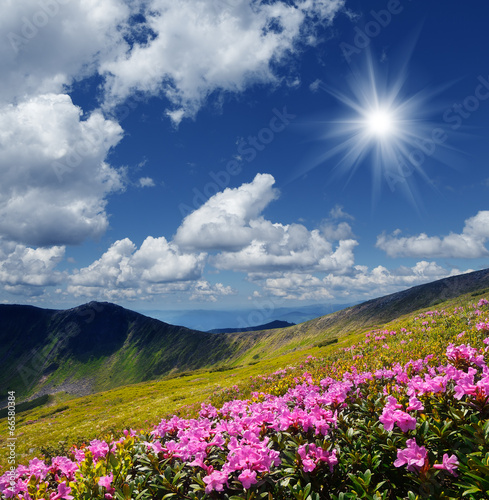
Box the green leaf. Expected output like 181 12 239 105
461 486 482 495
363 469 372 486
164 466 172 481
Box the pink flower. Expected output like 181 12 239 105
203 470 228 493
406 396 424 412
395 411 417 432
298 444 337 473
88 440 109 460
433 454 459 476
379 408 396 431
144 440 165 454
385 396 402 410
74 449 86 462
49 482 73 500
28 458 49 480
379 407 416 432
238 469 257 489
99 473 113 488
51 457 78 480
394 439 427 473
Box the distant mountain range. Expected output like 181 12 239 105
2 267 489 402
139 303 354 331
208 320 295 334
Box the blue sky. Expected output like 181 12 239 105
1 0 489 319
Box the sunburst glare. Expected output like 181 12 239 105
290 50 458 208
366 108 394 137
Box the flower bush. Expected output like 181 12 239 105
2 300 489 499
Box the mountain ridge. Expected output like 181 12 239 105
208 320 296 334
2 268 489 401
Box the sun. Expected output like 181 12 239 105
365 108 395 137
287 50 452 206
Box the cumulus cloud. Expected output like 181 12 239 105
0 0 132 105
174 173 358 273
66 237 239 302
0 240 65 294
257 261 465 301
259 273 335 300
175 173 279 251
1 0 344 122
215 236 357 273
100 0 345 121
0 93 124 246
190 280 236 302
321 222 355 241
377 211 489 259
320 205 355 240
69 237 206 292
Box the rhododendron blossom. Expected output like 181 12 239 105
433 454 459 476
394 439 428 473
203 470 228 493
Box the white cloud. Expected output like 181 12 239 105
0 93 124 246
257 261 464 301
259 273 335 300
175 173 279 251
0 0 344 122
190 280 236 302
174 173 358 273
215 235 357 273
377 211 489 259
321 221 355 241
68 237 207 298
138 177 156 188
309 78 322 92
101 0 345 121
0 0 132 105
0 240 65 292
329 204 354 220
320 205 355 240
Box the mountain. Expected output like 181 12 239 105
2 268 489 402
240 268 489 349
0 302 229 400
208 320 296 334
139 303 353 331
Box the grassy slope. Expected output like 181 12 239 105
3 269 489 403
214 268 489 366
1 286 487 471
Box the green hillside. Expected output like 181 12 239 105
1 280 489 497
2 269 489 404
1 269 489 475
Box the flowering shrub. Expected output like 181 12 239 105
2 300 489 499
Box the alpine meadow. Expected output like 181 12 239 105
2 1 489 499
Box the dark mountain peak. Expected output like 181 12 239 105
209 319 296 334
